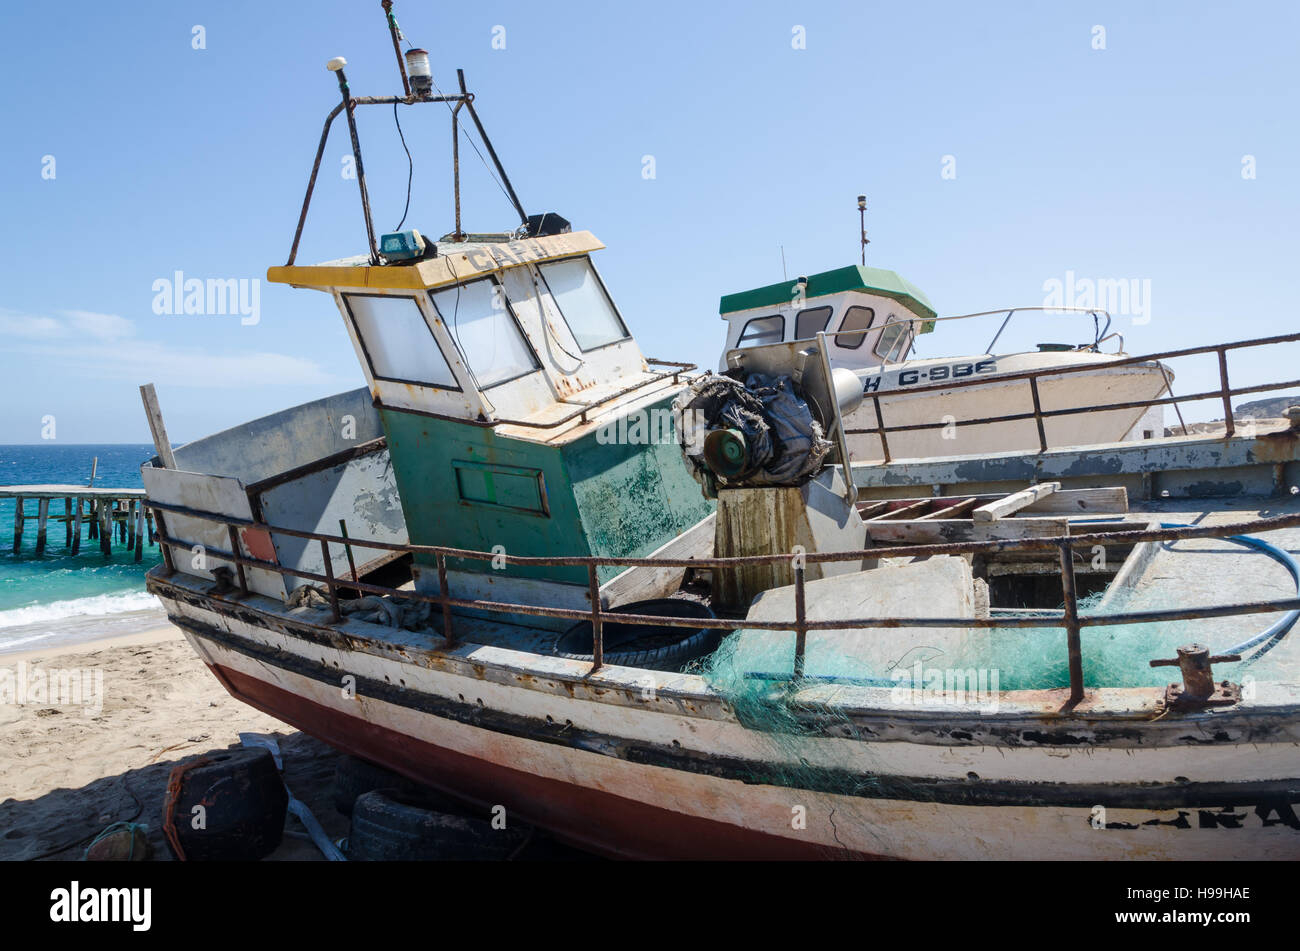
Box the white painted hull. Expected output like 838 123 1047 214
152 575 1300 861
845 352 1170 461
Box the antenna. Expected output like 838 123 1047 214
857 194 869 266
780 246 788 281
380 1 411 97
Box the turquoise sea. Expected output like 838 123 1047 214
0 444 166 654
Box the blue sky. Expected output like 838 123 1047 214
2 0 1297 443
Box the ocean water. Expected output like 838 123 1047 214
0 445 166 654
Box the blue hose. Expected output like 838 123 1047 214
1157 521 1300 662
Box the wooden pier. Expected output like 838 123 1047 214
1 485 153 561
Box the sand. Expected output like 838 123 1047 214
0 626 347 861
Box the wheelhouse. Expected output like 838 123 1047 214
269 231 643 423
718 264 937 370
266 230 710 626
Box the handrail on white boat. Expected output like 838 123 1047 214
845 329 1300 461
829 305 1117 355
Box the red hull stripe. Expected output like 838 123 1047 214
213 662 872 860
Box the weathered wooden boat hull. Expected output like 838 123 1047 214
152 575 1300 861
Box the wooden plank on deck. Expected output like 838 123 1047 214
973 482 1060 522
867 516 1070 546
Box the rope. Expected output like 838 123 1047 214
287 584 435 630
162 756 212 862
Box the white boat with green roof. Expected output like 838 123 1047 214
719 264 1171 461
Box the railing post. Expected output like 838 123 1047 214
226 525 249 595
1028 377 1049 452
319 538 342 622
587 563 603 672
1217 348 1235 437
436 552 455 646
338 518 360 596
793 565 808 680
871 394 891 463
1058 541 1085 703
152 507 176 575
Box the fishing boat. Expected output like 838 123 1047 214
140 17 1300 860
718 266 1172 461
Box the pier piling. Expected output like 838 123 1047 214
35 498 50 556
11 498 22 554
3 485 147 559
98 502 112 556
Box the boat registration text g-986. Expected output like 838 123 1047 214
863 359 997 392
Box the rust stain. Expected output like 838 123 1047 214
1252 428 1300 464
555 374 596 399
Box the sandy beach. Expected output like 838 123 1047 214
0 626 347 861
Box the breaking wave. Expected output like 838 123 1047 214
0 590 161 630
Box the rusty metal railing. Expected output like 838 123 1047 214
142 498 1300 706
288 71 529 266
839 330 1300 462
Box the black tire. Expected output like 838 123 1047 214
348 788 529 861
332 754 423 818
164 748 288 861
552 598 723 671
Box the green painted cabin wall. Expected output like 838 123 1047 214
566 413 714 583
379 394 712 587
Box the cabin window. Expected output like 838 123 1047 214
342 293 459 389
834 306 875 349
736 315 784 347
874 316 913 362
794 306 833 340
538 258 630 351
430 278 540 389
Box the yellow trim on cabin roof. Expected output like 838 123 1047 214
266 231 605 289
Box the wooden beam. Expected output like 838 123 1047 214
12 497 23 554
35 498 50 556
918 497 979 520
867 516 1070 546
98 500 112 557
868 497 933 521
72 498 83 555
973 482 1061 522
64 497 72 547
140 383 178 469
1023 486 1128 515
134 504 145 563
856 500 893 519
